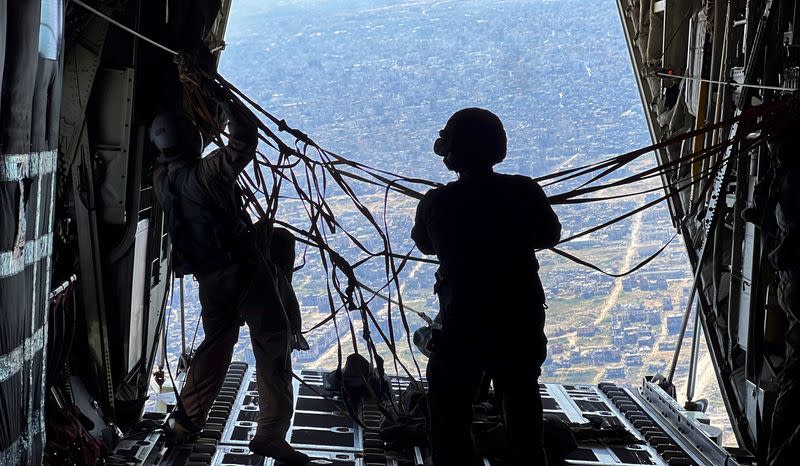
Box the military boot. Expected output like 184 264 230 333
249 436 309 465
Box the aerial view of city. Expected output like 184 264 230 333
160 0 734 443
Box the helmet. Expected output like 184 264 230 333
149 112 203 162
433 107 507 172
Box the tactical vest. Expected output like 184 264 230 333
156 165 253 277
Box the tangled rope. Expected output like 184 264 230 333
68 0 794 433
173 59 788 416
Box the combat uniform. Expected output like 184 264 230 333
412 171 561 466
154 115 294 441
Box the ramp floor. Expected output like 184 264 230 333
112 362 727 465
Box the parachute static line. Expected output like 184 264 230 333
187 62 788 389
186 68 780 395
180 74 427 408
66 1 791 410
549 134 759 277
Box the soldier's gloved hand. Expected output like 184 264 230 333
204 80 252 128
216 97 238 121
218 96 258 145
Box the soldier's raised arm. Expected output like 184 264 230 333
199 96 259 183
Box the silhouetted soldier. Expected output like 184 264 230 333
412 108 561 466
150 94 309 464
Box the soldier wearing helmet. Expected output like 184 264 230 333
412 108 561 466
151 96 309 465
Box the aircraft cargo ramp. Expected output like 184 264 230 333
111 363 738 466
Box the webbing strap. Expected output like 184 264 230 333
175 62 786 407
